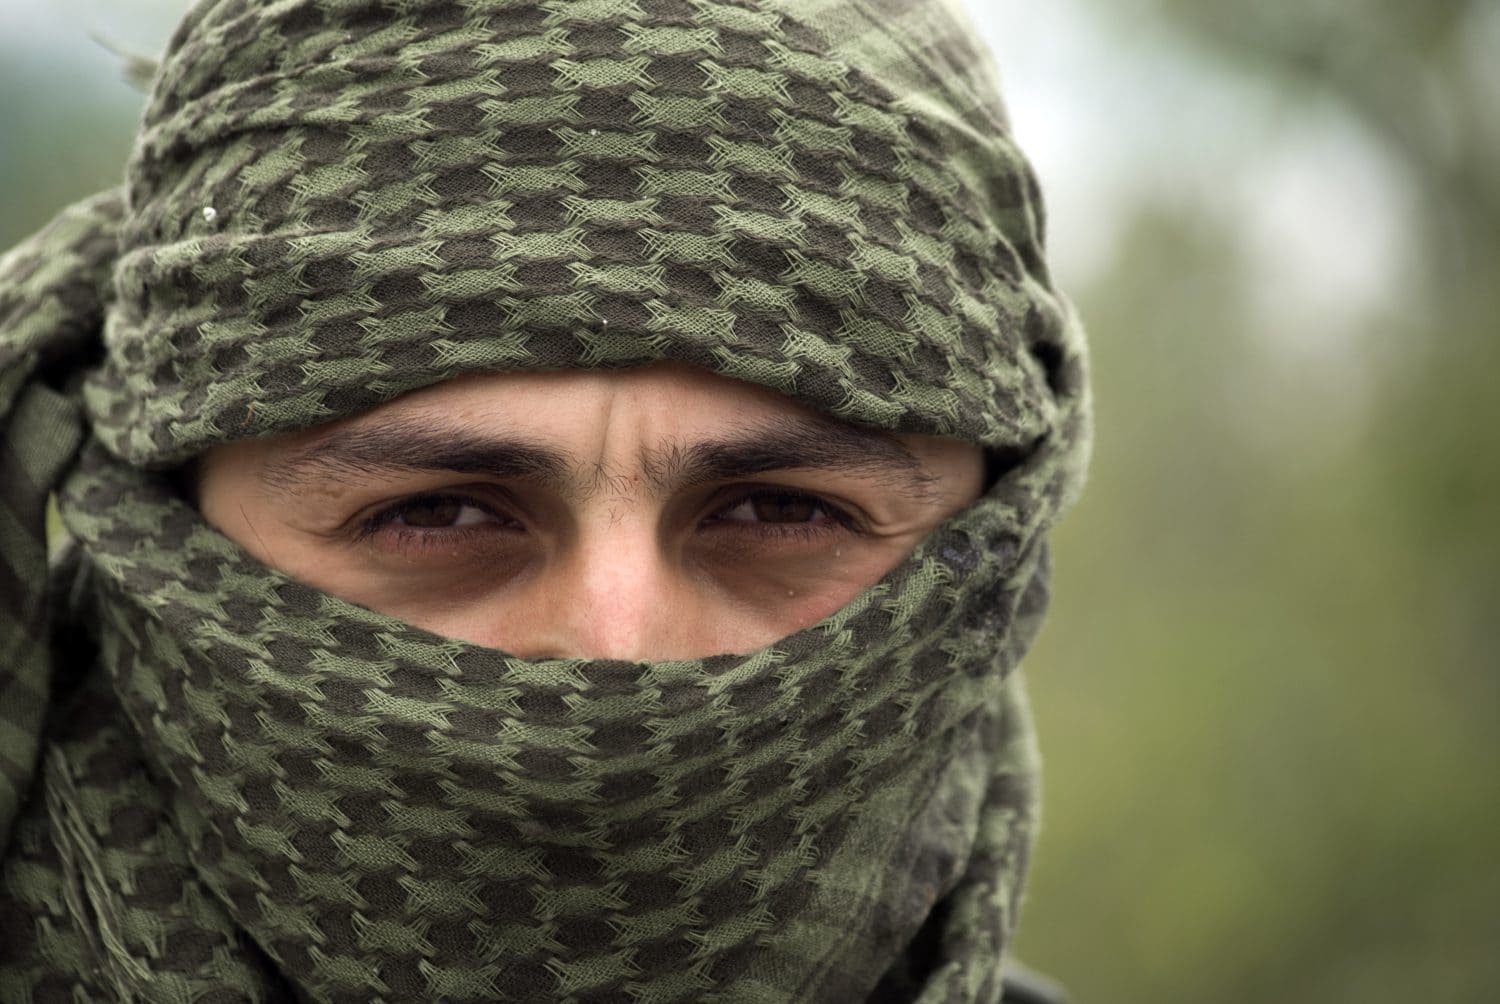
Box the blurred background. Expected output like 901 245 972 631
1 0 1495 1000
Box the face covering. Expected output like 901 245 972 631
0 0 1089 1000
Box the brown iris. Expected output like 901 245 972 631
750 492 820 523
397 498 468 527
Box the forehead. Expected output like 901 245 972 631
233 363 966 502
353 362 825 438
261 362 854 471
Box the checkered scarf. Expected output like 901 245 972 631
0 0 1088 1000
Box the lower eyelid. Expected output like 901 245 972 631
699 514 853 545
364 522 527 561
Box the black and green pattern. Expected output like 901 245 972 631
0 0 1088 1000
92 0 1082 467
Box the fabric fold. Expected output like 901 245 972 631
0 1 1087 999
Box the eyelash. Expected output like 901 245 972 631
353 487 859 555
700 489 858 540
354 493 517 553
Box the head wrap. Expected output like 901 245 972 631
0 0 1088 1000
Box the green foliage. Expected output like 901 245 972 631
1012 3 1500 1001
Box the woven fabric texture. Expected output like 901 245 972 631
0 0 1089 1000
92 0 1083 469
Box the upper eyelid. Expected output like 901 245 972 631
705 486 862 528
712 486 841 511
362 491 511 533
363 482 863 524
378 492 501 516
398 491 496 507
349 487 863 556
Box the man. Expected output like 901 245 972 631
0 0 1088 1000
194 363 988 659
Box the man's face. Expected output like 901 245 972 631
196 362 984 660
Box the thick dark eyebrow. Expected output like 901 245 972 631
644 415 938 501
262 411 937 501
263 417 572 496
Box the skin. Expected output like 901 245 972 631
196 362 984 661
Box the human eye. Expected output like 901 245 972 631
700 487 860 542
355 491 523 557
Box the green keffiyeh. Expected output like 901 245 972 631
0 0 1089 1000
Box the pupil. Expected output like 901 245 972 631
753 493 816 523
403 499 461 527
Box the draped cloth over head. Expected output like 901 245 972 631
0 0 1089 1000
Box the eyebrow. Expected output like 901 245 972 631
263 416 571 495
262 411 938 502
642 416 936 498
